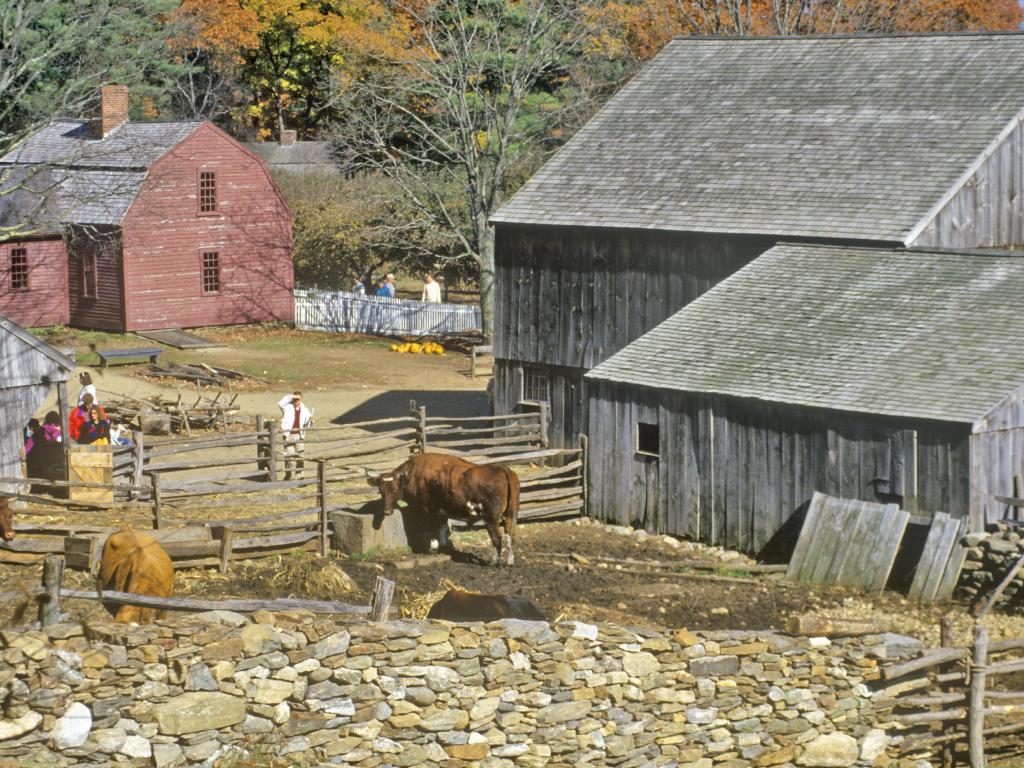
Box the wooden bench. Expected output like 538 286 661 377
96 347 163 368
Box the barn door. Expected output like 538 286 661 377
635 406 661 531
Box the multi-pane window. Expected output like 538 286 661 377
10 248 28 291
199 170 217 213
82 252 97 298
637 421 660 457
202 251 220 293
522 366 549 404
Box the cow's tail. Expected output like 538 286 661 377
502 466 520 542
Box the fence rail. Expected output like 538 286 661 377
295 288 481 336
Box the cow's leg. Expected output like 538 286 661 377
502 508 518 567
485 521 503 566
436 519 453 554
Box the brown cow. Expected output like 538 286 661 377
368 453 520 567
98 528 174 624
0 498 14 541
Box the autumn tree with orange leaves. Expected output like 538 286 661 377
173 0 413 138
583 0 1022 64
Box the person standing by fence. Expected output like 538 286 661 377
421 272 441 303
385 273 397 298
278 391 313 480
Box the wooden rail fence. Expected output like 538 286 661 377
878 619 1024 766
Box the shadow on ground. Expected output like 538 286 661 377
332 389 489 429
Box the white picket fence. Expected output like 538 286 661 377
294 288 481 336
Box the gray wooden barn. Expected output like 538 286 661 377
585 243 1024 552
490 33 1024 449
0 315 74 495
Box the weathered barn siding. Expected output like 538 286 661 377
0 320 72 495
587 381 972 553
66 227 125 331
971 384 1024 528
493 360 585 449
0 238 69 327
494 224 776 370
912 119 1024 249
120 125 293 331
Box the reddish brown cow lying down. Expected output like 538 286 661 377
0 498 14 542
98 527 174 624
368 452 520 566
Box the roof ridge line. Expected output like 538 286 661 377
672 30 1024 41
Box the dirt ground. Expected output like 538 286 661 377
32 325 490 424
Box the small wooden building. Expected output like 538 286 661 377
0 314 74 495
0 85 294 332
585 244 1024 552
490 33 1024 448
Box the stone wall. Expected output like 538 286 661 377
0 612 925 768
959 521 1024 612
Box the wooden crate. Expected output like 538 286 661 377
68 445 113 504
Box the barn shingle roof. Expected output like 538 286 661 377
492 33 1024 243
0 119 201 227
586 243 1024 424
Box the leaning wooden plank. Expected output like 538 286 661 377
908 512 951 601
61 588 371 614
818 499 868 586
836 501 885 589
803 496 851 584
933 519 969 602
920 515 964 602
865 504 910 593
786 491 828 581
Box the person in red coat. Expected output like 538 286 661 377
69 394 106 441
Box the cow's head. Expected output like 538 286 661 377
0 498 14 542
366 471 408 515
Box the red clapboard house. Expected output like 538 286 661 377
0 85 293 331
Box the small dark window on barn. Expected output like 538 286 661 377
198 171 217 213
521 366 549 403
202 251 220 293
10 248 28 291
81 252 97 299
637 421 659 457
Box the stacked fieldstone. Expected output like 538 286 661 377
958 523 1024 612
0 612 925 768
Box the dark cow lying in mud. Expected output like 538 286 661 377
368 452 520 566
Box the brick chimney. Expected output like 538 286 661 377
280 129 297 147
98 84 129 137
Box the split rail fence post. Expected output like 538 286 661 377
580 433 589 516
255 415 266 477
538 402 549 447
39 554 64 627
214 525 234 574
131 429 144 501
409 400 427 453
370 576 395 621
317 460 329 557
969 623 989 768
267 422 279 482
939 617 955 768
150 473 163 529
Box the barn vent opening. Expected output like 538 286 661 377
521 366 549 404
637 421 659 456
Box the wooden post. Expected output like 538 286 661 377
255 415 266 477
267 422 279 482
369 576 395 621
969 624 989 768
130 429 144 501
57 381 71 480
580 433 589 517
538 402 549 447
317 460 329 557
39 554 64 627
214 526 234 574
939 616 955 768
1014 475 1023 523
150 473 163 529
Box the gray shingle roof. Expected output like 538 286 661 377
243 141 337 173
0 119 200 226
0 119 201 169
586 243 1024 424
492 33 1024 242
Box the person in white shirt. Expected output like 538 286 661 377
77 371 97 406
421 272 442 303
278 391 313 480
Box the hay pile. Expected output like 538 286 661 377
399 578 468 619
270 557 357 600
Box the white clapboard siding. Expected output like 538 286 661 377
294 289 481 336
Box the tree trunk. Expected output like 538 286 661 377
477 213 496 340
